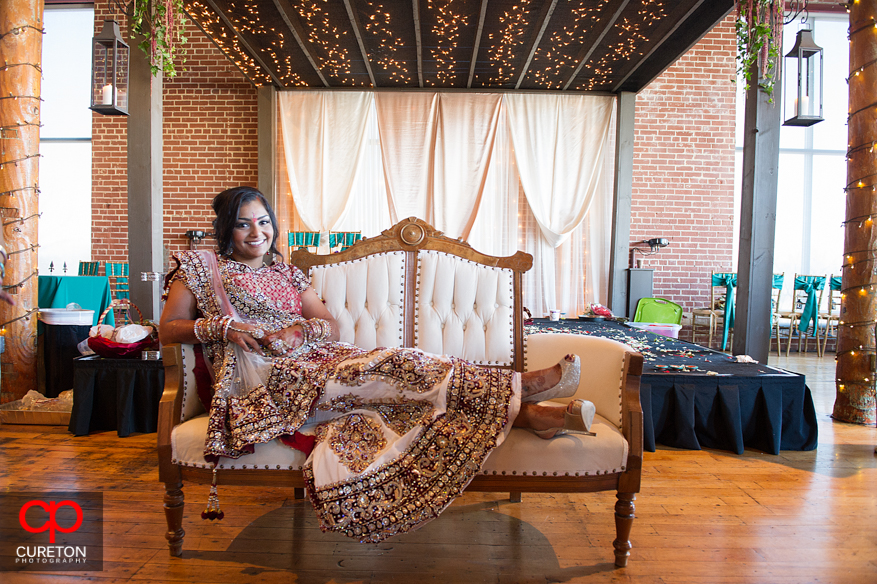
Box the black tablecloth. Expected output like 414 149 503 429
69 356 165 437
527 318 819 454
42 324 90 398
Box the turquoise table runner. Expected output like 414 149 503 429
38 275 115 328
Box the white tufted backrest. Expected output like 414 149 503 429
309 252 406 350
414 250 515 366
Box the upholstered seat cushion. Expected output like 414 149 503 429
171 412 628 475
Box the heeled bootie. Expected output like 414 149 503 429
522 354 581 403
534 399 597 440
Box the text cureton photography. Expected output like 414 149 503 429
0 492 103 572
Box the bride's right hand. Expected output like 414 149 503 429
227 323 265 354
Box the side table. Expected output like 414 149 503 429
69 356 165 437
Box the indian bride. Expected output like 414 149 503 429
159 186 593 542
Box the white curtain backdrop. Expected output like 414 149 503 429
278 91 373 231
277 90 615 316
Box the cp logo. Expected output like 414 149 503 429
19 500 83 543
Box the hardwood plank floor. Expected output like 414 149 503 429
1 353 875 583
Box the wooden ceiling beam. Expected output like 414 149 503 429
467 0 489 88
272 0 331 87
204 0 283 86
514 0 559 89
412 0 424 87
562 0 630 91
609 0 707 93
343 0 377 87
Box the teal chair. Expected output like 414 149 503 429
78 261 100 276
770 273 785 355
288 231 321 254
818 275 841 357
329 231 362 252
633 297 683 324
105 262 129 300
780 274 826 356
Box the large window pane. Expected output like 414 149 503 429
42 9 94 138
774 152 805 311
811 17 850 150
810 154 845 277
38 143 93 274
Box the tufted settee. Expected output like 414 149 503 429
158 217 644 566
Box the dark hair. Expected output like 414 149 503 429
212 186 281 258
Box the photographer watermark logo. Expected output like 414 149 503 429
1 492 103 572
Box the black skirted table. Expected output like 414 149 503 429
69 356 165 437
527 318 819 454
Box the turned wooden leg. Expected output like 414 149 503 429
294 487 305 500
613 492 636 567
164 481 185 557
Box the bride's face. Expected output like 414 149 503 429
230 199 274 268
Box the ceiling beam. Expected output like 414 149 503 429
609 0 707 92
467 0 489 88
562 0 630 91
342 0 377 87
182 6 263 86
272 0 331 87
412 0 424 87
514 0 559 89
202 0 283 86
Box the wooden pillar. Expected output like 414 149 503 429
0 0 42 401
127 29 163 321
835 0 877 425
733 62 780 365
607 92 636 316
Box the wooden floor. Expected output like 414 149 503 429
1 352 875 583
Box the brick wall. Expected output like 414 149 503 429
92 3 258 268
630 16 737 325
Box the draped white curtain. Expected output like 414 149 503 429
277 90 615 315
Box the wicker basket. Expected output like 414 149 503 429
87 300 159 359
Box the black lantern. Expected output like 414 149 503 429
782 29 823 127
90 20 129 116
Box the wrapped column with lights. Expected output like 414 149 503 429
0 0 41 401
835 0 877 425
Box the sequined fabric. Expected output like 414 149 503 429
167 250 520 542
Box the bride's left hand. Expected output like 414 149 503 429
261 325 304 355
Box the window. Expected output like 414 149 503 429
39 7 94 275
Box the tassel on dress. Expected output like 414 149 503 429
201 465 224 521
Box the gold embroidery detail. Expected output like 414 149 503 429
335 348 451 393
317 393 435 436
321 414 388 474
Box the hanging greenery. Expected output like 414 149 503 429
131 0 188 77
736 0 784 100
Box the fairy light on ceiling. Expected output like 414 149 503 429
292 0 359 84
426 0 469 86
485 2 533 86
529 0 608 89
362 1 411 83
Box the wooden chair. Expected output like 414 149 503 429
105 262 131 324
819 275 841 356
770 273 785 355
691 271 735 350
78 261 100 276
287 231 321 255
328 231 362 252
781 274 827 356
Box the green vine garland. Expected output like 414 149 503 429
736 0 784 101
131 0 188 77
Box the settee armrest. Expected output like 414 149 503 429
158 343 189 483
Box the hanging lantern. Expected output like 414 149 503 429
89 20 129 116
782 29 824 127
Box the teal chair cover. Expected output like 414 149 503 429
105 262 130 300
829 275 841 291
794 275 826 335
329 232 362 250
713 273 736 350
289 232 321 248
78 261 100 276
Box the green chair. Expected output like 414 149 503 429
78 261 100 276
633 297 683 325
329 231 362 252
288 231 321 254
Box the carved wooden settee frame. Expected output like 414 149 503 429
158 217 644 566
